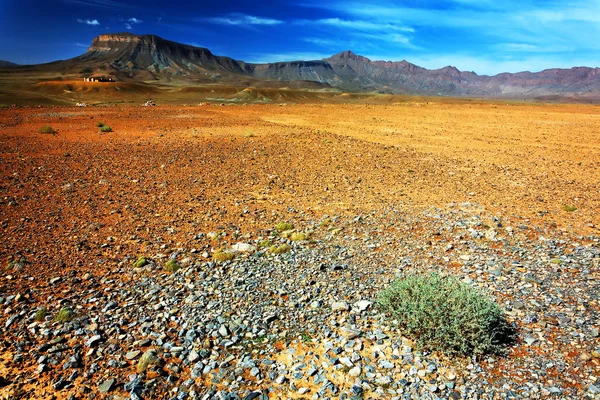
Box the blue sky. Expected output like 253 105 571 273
1 0 599 75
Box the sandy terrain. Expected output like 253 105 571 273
0 101 599 399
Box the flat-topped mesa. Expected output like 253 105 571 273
88 33 143 52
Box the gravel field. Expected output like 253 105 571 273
0 103 598 399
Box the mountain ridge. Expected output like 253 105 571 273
4 32 600 99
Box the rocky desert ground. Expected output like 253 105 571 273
0 101 599 399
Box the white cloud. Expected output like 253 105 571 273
124 23 132 29
77 18 100 25
245 52 332 63
208 14 283 26
313 18 414 33
128 17 142 24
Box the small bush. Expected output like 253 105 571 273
213 251 235 263
34 307 48 322
562 205 577 212
164 259 181 272
133 256 149 269
99 125 113 132
276 222 293 232
290 232 309 241
378 272 513 356
54 307 75 323
7 256 27 270
259 239 272 248
97 122 105 127
38 126 56 134
269 243 291 254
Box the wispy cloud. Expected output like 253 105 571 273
77 18 100 26
296 17 417 49
63 0 131 9
245 52 332 63
128 17 142 24
312 18 413 33
124 23 132 29
207 13 283 26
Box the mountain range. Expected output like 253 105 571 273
3 32 600 100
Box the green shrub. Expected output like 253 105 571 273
7 256 27 270
259 239 272 248
213 251 235 263
54 307 75 323
562 205 577 212
164 259 181 272
99 125 113 132
269 243 291 254
38 126 56 134
97 122 105 127
275 222 293 232
290 232 309 241
34 307 48 322
133 256 149 268
378 272 513 356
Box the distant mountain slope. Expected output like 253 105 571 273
4 33 600 99
0 60 19 67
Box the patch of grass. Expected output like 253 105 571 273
96 122 105 127
164 259 181 272
7 256 27 270
269 243 291 254
99 125 113 133
132 256 149 269
34 307 48 322
213 250 235 263
259 239 272 248
54 307 75 323
290 232 309 241
378 272 514 356
550 258 563 265
319 218 332 227
562 205 577 212
38 126 56 134
275 222 293 232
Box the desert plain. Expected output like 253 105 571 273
0 99 599 399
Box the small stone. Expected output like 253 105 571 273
98 379 115 393
340 327 362 339
86 335 102 347
231 242 256 253
218 325 230 337
49 277 62 285
125 350 141 360
353 300 372 312
524 336 537 346
188 350 200 363
348 366 361 377
331 301 349 311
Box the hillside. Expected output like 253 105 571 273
2 33 600 101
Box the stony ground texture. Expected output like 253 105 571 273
0 102 599 399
